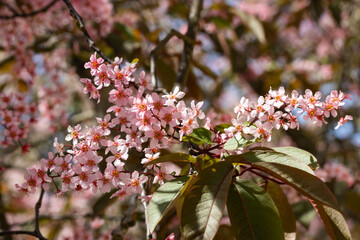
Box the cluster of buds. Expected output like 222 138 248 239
0 92 36 152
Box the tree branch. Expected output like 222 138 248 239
0 0 57 20
61 0 113 63
174 0 203 90
34 188 46 239
0 188 47 240
150 29 194 89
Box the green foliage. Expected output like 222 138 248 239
213 123 232 133
226 147 315 174
146 176 190 233
147 147 351 239
311 200 351 240
144 153 196 166
227 179 284 240
266 182 296 240
180 161 234 240
223 136 257 151
271 147 319 170
183 127 214 145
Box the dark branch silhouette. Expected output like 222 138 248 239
0 188 47 240
174 0 203 89
0 0 57 20
62 0 113 64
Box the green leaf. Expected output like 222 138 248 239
210 16 232 28
227 179 284 240
214 123 232 133
272 147 319 170
252 162 340 211
131 58 139 64
223 137 240 151
187 127 214 145
311 200 352 240
214 225 235 240
230 8 266 44
224 136 257 151
226 150 315 175
266 181 296 240
144 153 196 166
147 176 190 233
181 161 234 240
196 155 219 169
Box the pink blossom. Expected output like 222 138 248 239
84 53 104 76
120 171 148 194
335 115 353 129
163 86 185 106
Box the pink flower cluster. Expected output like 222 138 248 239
16 52 352 200
0 92 36 152
221 87 352 144
316 162 355 187
0 0 114 84
16 53 205 198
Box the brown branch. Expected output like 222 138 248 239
0 0 57 20
174 0 203 89
62 0 112 63
150 29 194 89
0 188 47 240
0 230 44 238
34 188 46 239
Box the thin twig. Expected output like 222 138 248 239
174 0 203 90
0 230 44 238
62 0 112 63
0 188 47 240
34 188 46 239
0 0 57 20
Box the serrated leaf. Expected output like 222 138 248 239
181 161 234 240
227 179 284 240
147 176 189 233
144 153 196 166
226 150 314 175
272 147 319 170
266 181 296 240
252 162 340 211
230 8 266 44
188 127 214 145
311 200 352 240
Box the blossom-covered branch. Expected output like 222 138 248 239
62 0 112 63
15 53 353 202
